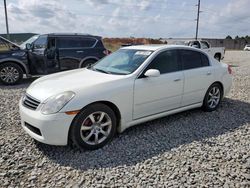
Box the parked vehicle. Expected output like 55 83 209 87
0 33 110 85
243 44 250 51
19 45 232 150
187 40 225 61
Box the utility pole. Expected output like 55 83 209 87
195 0 201 40
4 0 10 40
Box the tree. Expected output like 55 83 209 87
225 35 232 39
235 35 240 39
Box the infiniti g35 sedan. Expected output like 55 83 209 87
19 45 232 150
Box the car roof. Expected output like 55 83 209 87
121 44 197 51
43 33 101 39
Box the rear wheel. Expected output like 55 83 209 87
70 103 117 150
81 59 97 68
0 63 23 85
202 83 223 112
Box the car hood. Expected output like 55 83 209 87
26 68 125 102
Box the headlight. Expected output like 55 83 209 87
12 52 26 56
41 91 75 115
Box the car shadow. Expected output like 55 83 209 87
35 98 250 171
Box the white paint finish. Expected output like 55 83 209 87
188 40 225 59
19 100 75 145
181 66 214 106
19 45 232 146
133 71 184 119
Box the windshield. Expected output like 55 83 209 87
20 35 39 49
92 49 152 75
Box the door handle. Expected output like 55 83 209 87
173 78 181 82
76 51 84 53
206 72 212 75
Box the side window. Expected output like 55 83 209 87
80 38 96 47
57 37 96 48
181 50 203 70
146 50 179 74
33 35 47 49
57 37 78 48
200 41 209 49
201 53 210 66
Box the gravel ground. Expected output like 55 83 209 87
0 51 249 187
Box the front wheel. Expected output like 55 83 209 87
0 63 23 85
202 83 223 112
70 103 117 150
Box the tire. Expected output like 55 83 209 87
81 59 97 68
0 63 23 85
202 83 223 112
214 54 221 61
69 103 117 150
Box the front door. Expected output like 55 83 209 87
28 35 48 75
133 50 184 119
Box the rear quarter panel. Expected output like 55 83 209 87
210 59 232 97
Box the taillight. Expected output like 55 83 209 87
103 49 111 56
228 65 232 74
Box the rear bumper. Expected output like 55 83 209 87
222 74 232 97
19 100 76 145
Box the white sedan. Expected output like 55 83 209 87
19 45 232 150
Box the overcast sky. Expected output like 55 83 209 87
0 0 249 38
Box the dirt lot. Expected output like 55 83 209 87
0 51 249 187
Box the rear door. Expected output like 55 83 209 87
180 49 213 106
56 36 84 71
56 36 99 71
133 50 184 119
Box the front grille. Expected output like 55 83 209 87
24 122 42 136
23 94 40 110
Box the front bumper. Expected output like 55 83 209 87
19 100 76 145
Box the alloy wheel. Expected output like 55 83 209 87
0 66 20 83
80 111 112 145
207 86 220 108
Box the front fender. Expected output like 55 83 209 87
0 58 30 74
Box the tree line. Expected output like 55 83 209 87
225 35 250 40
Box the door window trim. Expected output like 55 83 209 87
179 49 211 71
137 49 182 79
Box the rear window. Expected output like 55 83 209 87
181 50 209 70
57 37 97 48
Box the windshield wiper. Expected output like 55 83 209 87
94 68 111 74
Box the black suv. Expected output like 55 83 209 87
0 33 110 85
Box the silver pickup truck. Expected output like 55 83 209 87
187 40 225 61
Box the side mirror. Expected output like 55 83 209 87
144 69 160 77
26 43 32 50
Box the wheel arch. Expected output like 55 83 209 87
79 56 99 68
210 81 224 96
0 59 29 74
68 100 121 144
